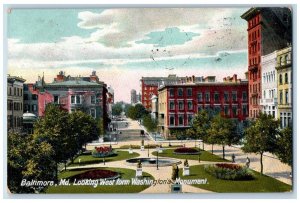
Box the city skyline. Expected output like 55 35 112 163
8 8 250 103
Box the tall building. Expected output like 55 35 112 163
241 7 292 118
131 89 137 104
7 76 26 132
276 46 292 128
141 75 204 110
157 74 248 137
261 51 278 118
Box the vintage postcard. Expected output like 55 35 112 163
5 6 293 195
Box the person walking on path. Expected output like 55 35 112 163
231 154 236 163
246 156 250 168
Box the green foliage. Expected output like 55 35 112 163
112 102 123 116
170 129 188 140
98 118 105 136
126 103 148 120
204 164 253 180
242 112 280 173
142 114 157 132
207 114 239 159
275 127 293 166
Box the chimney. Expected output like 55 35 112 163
90 71 98 82
192 75 195 83
56 71 65 82
233 74 237 82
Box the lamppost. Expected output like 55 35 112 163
148 141 150 157
156 145 159 170
198 140 201 163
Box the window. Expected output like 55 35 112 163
214 92 219 103
32 94 38 100
170 115 175 126
187 88 192 97
242 91 247 101
285 73 288 84
224 105 229 116
188 114 193 126
32 104 37 111
242 105 248 115
232 91 237 102
205 92 210 102
279 74 282 85
178 115 184 126
224 92 229 102
169 101 175 110
214 106 221 114
279 91 283 104
169 88 174 97
91 95 96 104
71 96 75 104
197 93 202 102
24 94 28 100
54 95 59 104
232 105 238 116
197 105 203 112
285 90 289 104
90 108 96 118
76 95 81 104
188 101 193 110
178 101 184 110
178 88 183 97
280 57 284 65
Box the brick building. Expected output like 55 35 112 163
241 7 292 118
140 74 204 110
7 76 26 132
157 74 248 137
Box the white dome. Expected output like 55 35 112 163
23 112 37 121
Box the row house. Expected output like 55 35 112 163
157 74 248 137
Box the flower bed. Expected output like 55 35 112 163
71 169 120 180
204 163 253 181
92 146 116 158
173 147 200 155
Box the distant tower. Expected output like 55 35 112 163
131 89 137 105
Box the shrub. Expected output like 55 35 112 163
204 163 253 181
174 147 200 155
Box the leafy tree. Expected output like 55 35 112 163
207 114 238 159
275 127 292 166
126 104 148 120
188 110 212 150
142 114 157 132
33 104 70 181
112 102 123 116
7 132 32 193
242 113 279 174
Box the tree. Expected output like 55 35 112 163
126 104 148 120
242 113 279 174
33 104 70 181
188 110 212 150
207 114 238 159
142 114 157 132
112 102 123 116
275 127 292 166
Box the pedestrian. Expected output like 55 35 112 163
231 154 235 163
246 156 250 168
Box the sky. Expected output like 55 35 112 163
7 7 250 103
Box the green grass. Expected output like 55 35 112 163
69 150 140 167
152 148 229 162
119 144 184 149
179 165 292 193
46 167 154 193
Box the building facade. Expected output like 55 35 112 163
157 75 248 137
131 89 137 105
241 7 292 118
261 51 278 118
7 76 26 132
141 75 204 110
276 46 292 128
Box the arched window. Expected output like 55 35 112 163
279 74 283 85
280 57 284 65
285 73 288 84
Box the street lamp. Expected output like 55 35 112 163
198 140 201 163
156 145 159 170
148 141 150 157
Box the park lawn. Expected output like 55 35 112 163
179 165 292 193
119 144 184 149
69 150 140 167
46 167 154 193
152 148 229 162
